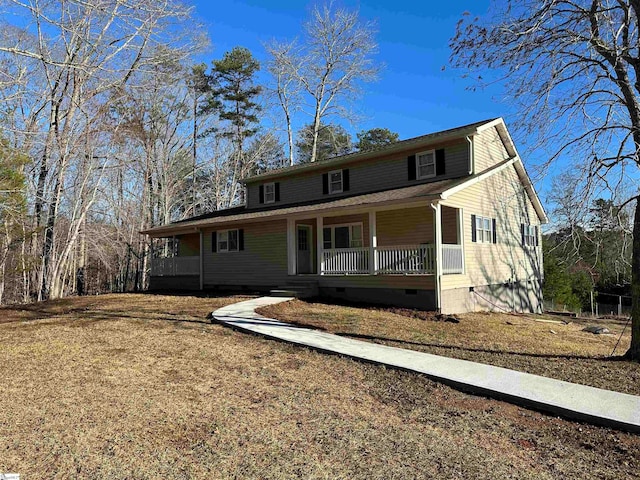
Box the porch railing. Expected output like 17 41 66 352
323 247 370 274
320 244 463 275
151 256 199 276
442 244 464 274
376 245 435 274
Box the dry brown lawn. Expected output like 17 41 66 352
0 293 638 479
257 299 640 396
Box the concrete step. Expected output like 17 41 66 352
270 289 301 298
271 284 317 298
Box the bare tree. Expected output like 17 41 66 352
266 2 380 163
450 0 640 359
0 0 199 300
265 40 302 166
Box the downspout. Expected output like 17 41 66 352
466 135 474 175
430 202 442 312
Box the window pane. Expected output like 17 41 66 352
484 218 490 231
218 231 228 251
323 227 332 249
264 183 275 202
228 230 238 251
330 171 342 182
350 225 363 247
476 217 482 230
334 226 350 248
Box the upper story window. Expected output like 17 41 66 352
322 169 350 195
329 170 343 194
264 182 275 204
472 215 496 244
259 182 279 204
522 224 538 247
416 150 436 179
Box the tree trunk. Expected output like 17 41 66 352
310 106 322 163
625 195 640 359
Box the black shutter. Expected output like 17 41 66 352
238 229 244 251
436 149 446 175
259 185 264 204
534 225 539 246
211 232 217 252
322 173 329 194
521 224 525 246
275 182 280 202
343 169 350 191
471 215 477 243
492 218 497 244
408 155 416 181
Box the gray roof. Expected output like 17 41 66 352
142 176 464 236
243 118 498 183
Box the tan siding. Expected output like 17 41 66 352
441 163 542 292
377 207 433 246
202 220 288 287
474 126 509 172
246 141 469 209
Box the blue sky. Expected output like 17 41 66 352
192 0 501 138
190 1 552 194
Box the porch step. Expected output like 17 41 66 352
270 289 306 298
271 281 318 299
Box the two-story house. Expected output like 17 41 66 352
142 118 548 313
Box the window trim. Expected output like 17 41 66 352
416 149 436 180
523 224 537 247
263 182 276 204
328 169 343 194
217 229 240 253
322 222 364 249
475 215 494 244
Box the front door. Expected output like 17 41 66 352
297 225 313 274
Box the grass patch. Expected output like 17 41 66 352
0 293 638 479
257 298 640 396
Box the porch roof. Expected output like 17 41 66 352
142 177 462 237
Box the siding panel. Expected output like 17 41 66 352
246 141 469 209
203 220 288 287
441 153 542 295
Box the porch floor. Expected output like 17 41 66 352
213 297 640 434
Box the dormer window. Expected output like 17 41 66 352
416 150 436 179
329 170 343 194
264 182 275 204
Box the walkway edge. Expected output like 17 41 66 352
212 296 640 434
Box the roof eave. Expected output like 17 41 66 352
241 122 495 184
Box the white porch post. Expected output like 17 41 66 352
199 230 204 290
287 218 296 275
433 202 443 311
316 216 324 275
369 210 377 274
457 207 465 274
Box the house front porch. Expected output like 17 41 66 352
149 232 201 289
287 204 464 277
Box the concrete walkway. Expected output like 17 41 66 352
212 296 640 433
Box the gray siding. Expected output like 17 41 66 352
202 220 289 287
246 141 469 209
